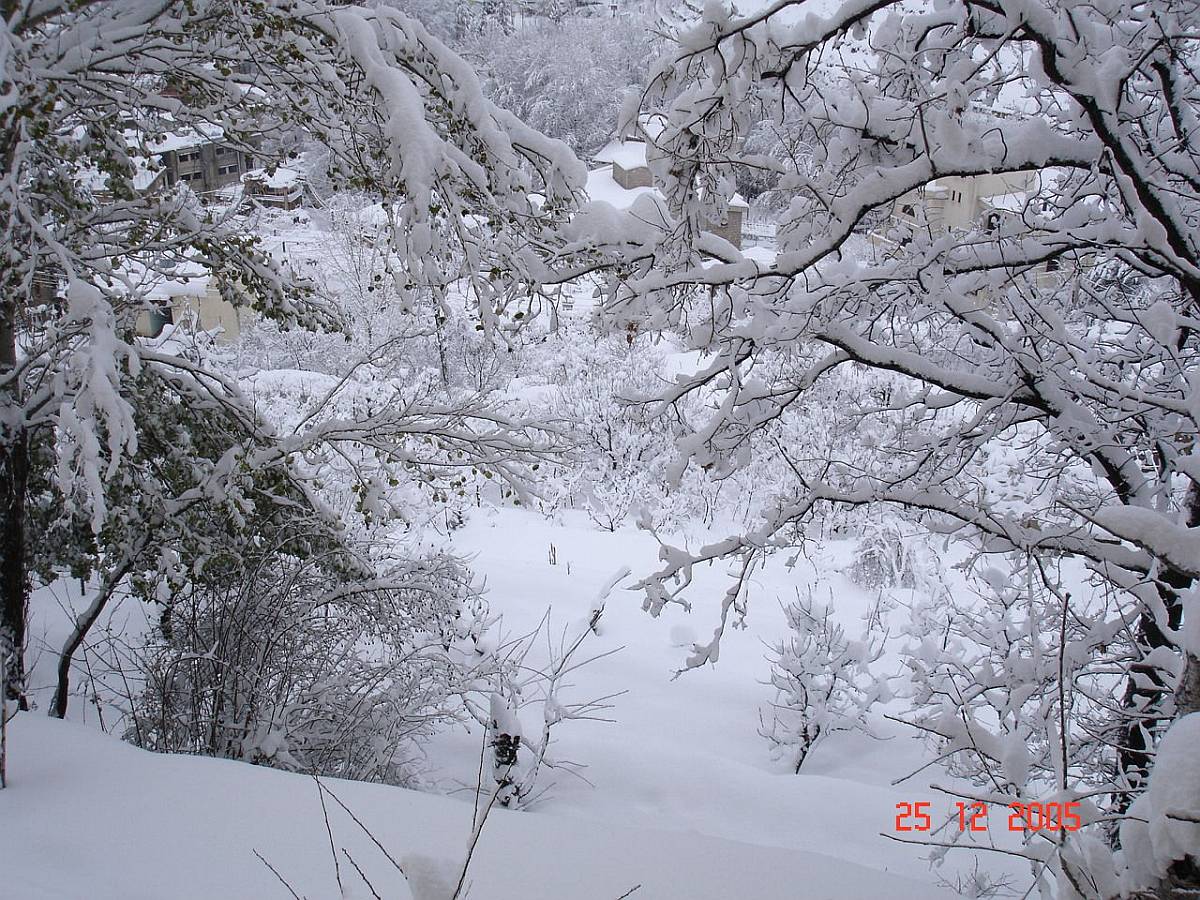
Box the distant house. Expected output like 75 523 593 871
242 166 305 209
872 169 1085 303
884 172 1039 235
76 156 167 201
136 265 244 344
589 116 749 250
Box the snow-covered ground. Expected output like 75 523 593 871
2 713 962 900
4 504 1022 898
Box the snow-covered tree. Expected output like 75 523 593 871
599 1 1200 894
543 330 715 531
0 0 586 732
900 554 1134 894
467 12 661 157
760 589 888 773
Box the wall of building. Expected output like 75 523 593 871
135 286 243 343
703 207 743 249
613 162 653 190
165 144 255 194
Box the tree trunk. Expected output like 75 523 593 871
0 308 28 715
1117 483 1200 805
52 586 111 719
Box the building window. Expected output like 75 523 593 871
177 150 201 163
148 306 174 338
217 163 240 176
900 204 915 218
1046 257 1061 271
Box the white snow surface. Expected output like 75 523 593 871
4 505 1013 899
1 712 959 899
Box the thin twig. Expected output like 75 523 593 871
253 849 304 900
314 776 344 895
316 780 407 877
341 847 383 900
879 832 1040 861
453 782 505 900
472 724 488 832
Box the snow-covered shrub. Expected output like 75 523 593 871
760 589 889 772
847 512 947 597
131 551 493 786
482 572 628 809
543 331 709 531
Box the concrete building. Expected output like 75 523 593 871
149 124 256 196
884 171 1039 235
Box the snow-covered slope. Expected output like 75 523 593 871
1 714 959 899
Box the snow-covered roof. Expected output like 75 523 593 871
584 165 749 213
243 166 303 189
75 158 163 194
593 140 648 170
145 122 225 154
585 165 659 210
146 262 212 301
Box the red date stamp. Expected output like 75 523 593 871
894 801 1083 833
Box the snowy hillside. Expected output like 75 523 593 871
6 505 1001 898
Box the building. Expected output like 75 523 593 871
135 265 244 344
589 116 749 250
883 171 1039 236
149 123 256 196
242 166 306 209
869 169 1087 306
76 156 167 201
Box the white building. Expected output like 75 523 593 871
589 116 749 249
136 264 244 343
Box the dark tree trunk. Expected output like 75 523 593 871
52 589 105 720
0 310 28 713
1117 483 1200 805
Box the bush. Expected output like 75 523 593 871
848 512 947 597
129 549 494 786
760 589 889 772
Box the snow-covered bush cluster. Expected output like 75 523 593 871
131 554 490 785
